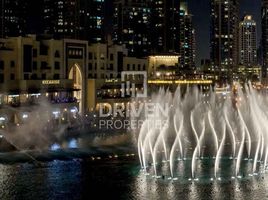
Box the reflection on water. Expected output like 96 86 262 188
0 159 268 199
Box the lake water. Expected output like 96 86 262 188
0 157 268 200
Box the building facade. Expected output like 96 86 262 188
179 2 196 72
210 0 239 81
0 0 27 38
113 0 151 57
262 0 268 78
43 0 80 39
0 35 148 113
239 15 257 67
43 0 105 42
150 0 180 54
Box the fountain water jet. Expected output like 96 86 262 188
137 84 268 180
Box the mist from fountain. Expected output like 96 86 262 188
138 83 268 180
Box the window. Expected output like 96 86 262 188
88 52 93 60
0 61 4 70
88 74 92 78
23 45 32 73
110 64 114 70
41 74 46 79
132 64 135 70
55 50 60 58
143 64 146 70
40 45 48 55
24 74 29 80
33 49 37 57
10 74 15 80
41 62 47 69
55 62 60 69
31 74 38 80
95 63 97 70
127 64 130 71
0 74 4 83
138 64 141 71
110 54 114 61
10 61 15 68
33 61 37 70
88 63 92 70
53 74 60 79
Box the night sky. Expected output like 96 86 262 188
188 0 261 65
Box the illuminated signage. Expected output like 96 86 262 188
42 80 60 85
105 79 119 83
148 80 213 85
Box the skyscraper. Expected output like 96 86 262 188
179 1 196 71
150 0 180 54
262 0 268 78
239 15 257 67
43 0 80 39
43 0 105 42
113 0 151 57
210 0 239 80
0 0 27 38
79 0 105 43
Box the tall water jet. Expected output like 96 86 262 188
208 111 219 155
215 123 226 178
170 115 184 177
224 110 236 158
138 83 268 180
190 111 200 157
191 120 205 178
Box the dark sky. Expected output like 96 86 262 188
188 0 261 66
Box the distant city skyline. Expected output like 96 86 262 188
188 0 261 65
0 0 262 68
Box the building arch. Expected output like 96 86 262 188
68 63 83 113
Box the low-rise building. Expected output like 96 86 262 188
0 35 148 122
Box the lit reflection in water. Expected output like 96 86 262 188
134 168 268 199
0 159 267 199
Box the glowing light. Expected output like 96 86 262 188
22 114 28 119
50 143 61 151
52 111 60 118
70 108 76 113
148 80 213 85
68 139 78 149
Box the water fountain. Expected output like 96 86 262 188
138 84 268 181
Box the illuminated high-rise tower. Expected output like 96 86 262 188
210 0 239 80
113 0 151 57
43 0 105 42
150 0 180 54
0 0 27 38
239 15 257 67
262 0 268 78
179 1 196 71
